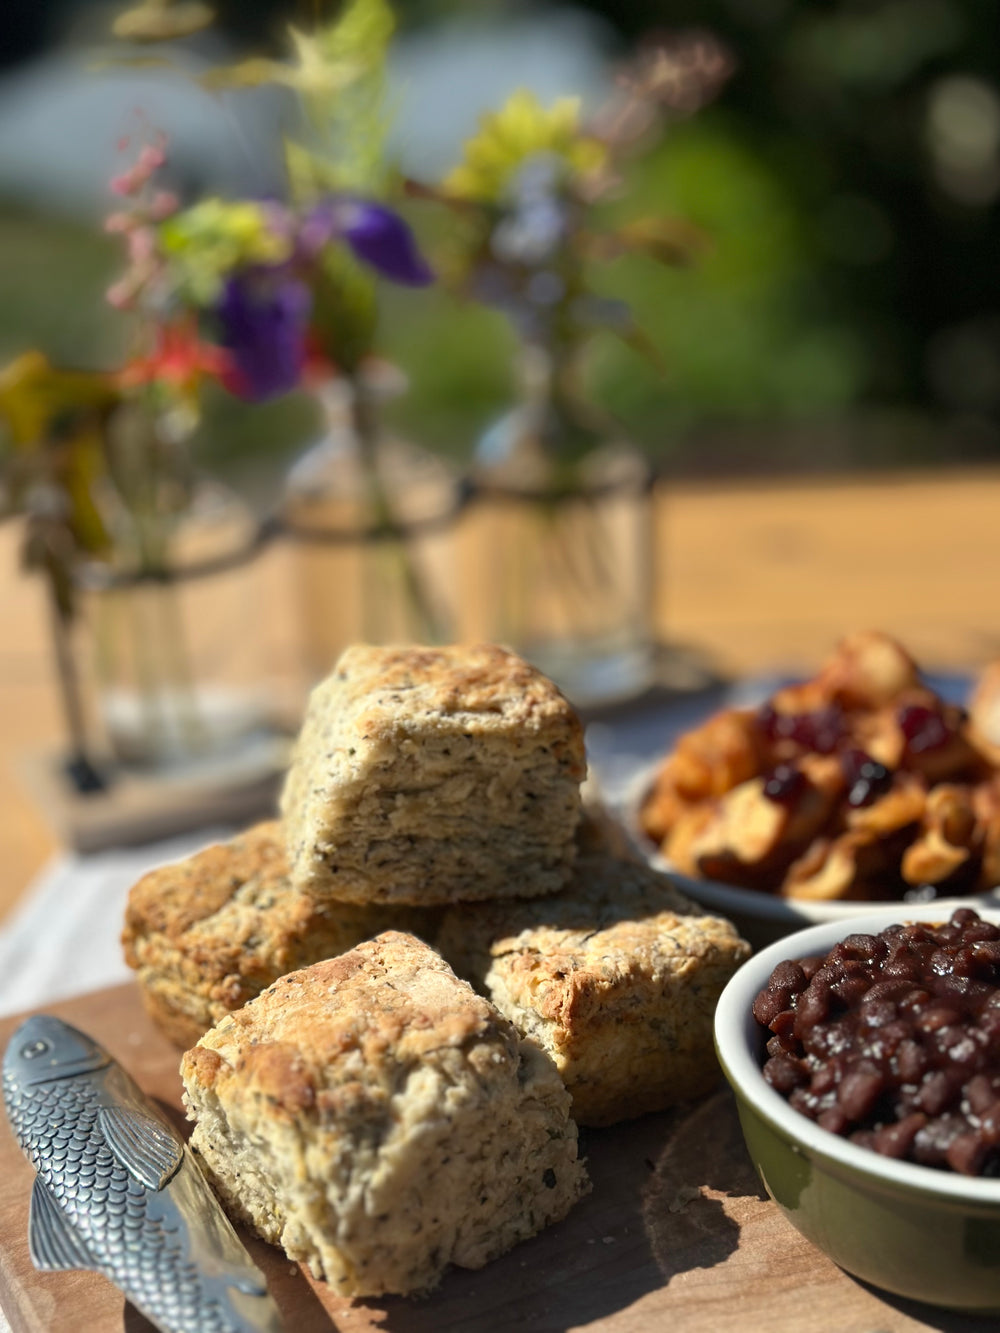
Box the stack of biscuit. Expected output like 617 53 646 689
123 642 749 1296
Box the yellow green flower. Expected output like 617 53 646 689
0 352 118 447
0 352 118 556
159 200 293 303
443 89 606 203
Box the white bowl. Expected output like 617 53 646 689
622 762 1000 946
714 903 1000 1312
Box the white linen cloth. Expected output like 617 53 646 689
0 828 233 1019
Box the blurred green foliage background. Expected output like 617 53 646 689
1 0 998 493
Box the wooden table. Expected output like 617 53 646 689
3 983 998 1333
3 466 1000 924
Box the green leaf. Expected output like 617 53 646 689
204 0 395 197
310 247 378 374
284 139 343 203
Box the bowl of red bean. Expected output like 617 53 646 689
714 903 1000 1313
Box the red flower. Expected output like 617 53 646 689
118 324 232 393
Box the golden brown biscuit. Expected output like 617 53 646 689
180 932 589 1297
122 822 438 1047
435 853 749 1127
280 643 587 905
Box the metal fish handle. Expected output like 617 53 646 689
2 1014 283 1333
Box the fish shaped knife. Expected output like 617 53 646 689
2 1014 282 1333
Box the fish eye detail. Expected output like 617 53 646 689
20 1040 50 1060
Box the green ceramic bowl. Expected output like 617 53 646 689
714 904 1000 1314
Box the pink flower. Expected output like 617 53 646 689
104 212 135 234
108 134 168 198
137 144 166 174
127 228 156 264
110 170 140 197
106 278 135 310
149 190 179 220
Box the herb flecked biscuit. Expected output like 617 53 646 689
280 643 587 905
122 822 439 1048
180 932 589 1297
435 853 750 1127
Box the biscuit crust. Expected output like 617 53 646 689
181 932 588 1297
122 822 439 1047
280 644 586 905
436 854 750 1126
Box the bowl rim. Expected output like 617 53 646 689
714 902 1000 1204
622 760 1000 924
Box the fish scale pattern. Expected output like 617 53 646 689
3 1069 235 1333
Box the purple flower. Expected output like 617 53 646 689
215 269 311 401
306 199 433 286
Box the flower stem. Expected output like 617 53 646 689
347 372 447 643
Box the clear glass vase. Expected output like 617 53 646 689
460 347 658 706
281 373 462 686
75 479 274 772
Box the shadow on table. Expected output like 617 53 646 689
850 1278 1000 1333
641 1088 769 1284
127 1094 758 1333
368 1097 753 1333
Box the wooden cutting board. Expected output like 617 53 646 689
0 984 995 1333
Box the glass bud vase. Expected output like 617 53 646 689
460 347 658 707
281 372 462 687
76 478 274 772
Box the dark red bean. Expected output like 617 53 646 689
979 1106 1000 1145
837 1065 885 1121
788 1087 814 1117
935 975 995 1013
770 1009 798 1041
897 987 932 1015
882 955 925 982
802 1017 854 1061
831 975 870 1008
817 1106 849 1135
861 999 898 1029
896 1039 928 1084
972 940 1000 968
872 1112 927 1159
767 1031 798 1057
799 955 826 982
918 1069 963 1117
952 908 984 930
794 987 832 1040
914 1114 966 1167
946 1131 987 1176
809 1064 839 1097
763 1055 808 1094
916 1004 962 1034
979 1009 1000 1052
964 1074 997 1116
753 989 784 1028
966 920 1000 943
835 932 888 963
751 909 1000 1175
937 1029 981 1072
